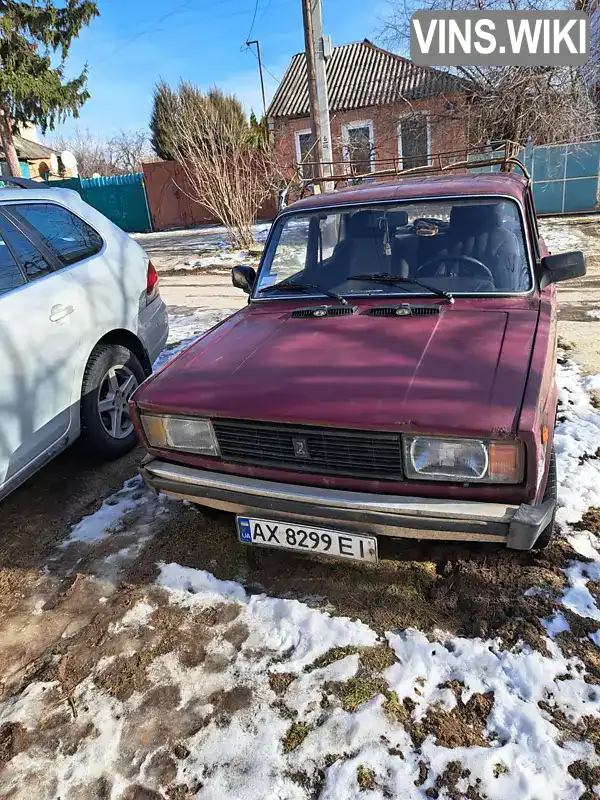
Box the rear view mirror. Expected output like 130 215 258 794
540 251 586 289
232 265 256 294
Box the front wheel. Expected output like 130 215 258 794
533 448 557 550
80 344 146 460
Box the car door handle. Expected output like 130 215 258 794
49 304 75 322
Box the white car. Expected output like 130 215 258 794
0 179 168 500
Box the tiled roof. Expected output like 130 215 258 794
0 135 57 161
268 39 463 119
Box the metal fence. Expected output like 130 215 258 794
469 139 600 215
48 172 153 233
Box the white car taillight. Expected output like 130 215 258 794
146 261 160 304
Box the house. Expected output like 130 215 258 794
268 39 469 180
0 135 60 180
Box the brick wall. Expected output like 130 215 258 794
272 94 469 179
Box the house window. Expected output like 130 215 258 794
295 129 316 179
398 116 430 170
342 120 375 175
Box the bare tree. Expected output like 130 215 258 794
171 83 281 248
109 129 154 173
49 127 153 177
378 0 599 146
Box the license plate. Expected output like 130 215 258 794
236 517 378 563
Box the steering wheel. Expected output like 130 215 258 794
416 254 494 284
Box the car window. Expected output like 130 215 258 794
10 202 103 266
0 233 25 295
256 198 532 298
0 218 53 282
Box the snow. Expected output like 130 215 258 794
541 610 571 637
108 601 155 634
157 562 377 672
554 359 600 527
63 476 147 547
562 561 600 621
586 309 600 319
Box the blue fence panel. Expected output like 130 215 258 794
530 140 600 215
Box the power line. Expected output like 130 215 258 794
243 0 261 45
97 0 199 64
244 41 281 84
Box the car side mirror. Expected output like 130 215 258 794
232 265 256 294
540 251 586 289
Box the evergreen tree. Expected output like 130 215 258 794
249 109 268 148
149 80 179 161
0 0 98 176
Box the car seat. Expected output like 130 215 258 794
429 204 523 290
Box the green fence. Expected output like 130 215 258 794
49 172 153 233
463 141 600 215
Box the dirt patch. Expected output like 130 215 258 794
384 689 494 749
282 721 312 753
357 764 376 791
208 686 253 720
568 761 600 796
268 672 295 695
127 503 572 652
304 645 359 672
411 692 494 749
119 786 163 800
555 629 600 684
574 508 600 534
222 621 249 648
95 653 154 701
146 749 178 785
428 760 487 800
0 447 142 570
359 644 397 673
0 721 28 766
539 700 600 754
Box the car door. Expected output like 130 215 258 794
0 209 81 493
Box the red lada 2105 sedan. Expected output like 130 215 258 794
130 170 585 564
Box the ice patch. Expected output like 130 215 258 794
562 561 600 620
64 476 146 547
541 610 571 637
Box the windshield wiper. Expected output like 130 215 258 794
347 273 454 304
259 280 348 305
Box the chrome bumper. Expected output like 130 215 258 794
141 459 554 550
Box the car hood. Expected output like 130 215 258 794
137 303 539 437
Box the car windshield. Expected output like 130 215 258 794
255 198 532 299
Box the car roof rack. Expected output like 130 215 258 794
0 176 49 189
299 140 529 192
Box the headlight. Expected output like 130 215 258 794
141 414 219 456
403 436 523 483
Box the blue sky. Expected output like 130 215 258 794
52 0 385 140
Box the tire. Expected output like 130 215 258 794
79 344 146 460
533 447 557 550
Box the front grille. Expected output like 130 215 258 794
212 419 403 480
369 305 441 317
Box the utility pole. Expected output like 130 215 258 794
301 0 333 187
245 39 269 142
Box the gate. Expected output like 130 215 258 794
48 172 153 233
526 140 600 215
465 140 600 215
